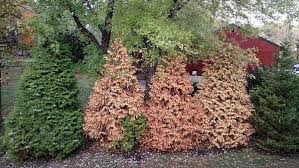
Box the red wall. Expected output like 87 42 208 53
186 28 281 75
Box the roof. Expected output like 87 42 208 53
258 37 282 49
224 24 282 48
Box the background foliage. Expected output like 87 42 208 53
0 0 23 131
80 43 105 78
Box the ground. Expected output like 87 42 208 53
1 146 299 168
1 66 299 168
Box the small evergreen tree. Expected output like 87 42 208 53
141 57 202 151
196 44 257 149
250 41 299 152
278 41 294 69
246 67 270 91
4 44 83 160
83 41 145 150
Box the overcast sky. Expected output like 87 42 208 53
229 12 299 28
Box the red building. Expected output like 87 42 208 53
186 27 281 75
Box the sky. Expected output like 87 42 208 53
229 12 298 28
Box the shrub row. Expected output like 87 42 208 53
83 42 203 152
3 40 297 161
83 42 257 152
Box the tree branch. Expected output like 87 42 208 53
70 11 102 52
167 0 190 19
100 0 116 54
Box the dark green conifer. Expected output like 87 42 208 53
4 44 83 160
250 41 299 152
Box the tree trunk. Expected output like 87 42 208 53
144 64 157 101
71 13 102 53
100 0 116 54
101 29 111 55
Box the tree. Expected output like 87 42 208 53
0 0 20 47
83 41 145 150
278 40 295 69
30 0 299 59
29 0 299 99
259 23 299 51
0 0 26 65
0 0 22 132
4 44 83 160
141 57 202 151
250 42 299 152
195 44 258 149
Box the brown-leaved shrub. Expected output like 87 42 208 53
141 57 203 151
83 41 145 149
196 44 258 149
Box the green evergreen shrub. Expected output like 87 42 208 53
250 41 299 152
247 67 270 91
4 44 83 160
278 41 295 69
113 115 147 152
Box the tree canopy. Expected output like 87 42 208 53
0 0 20 41
0 0 21 62
29 0 299 64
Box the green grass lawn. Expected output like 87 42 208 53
1 67 23 116
75 72 96 107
